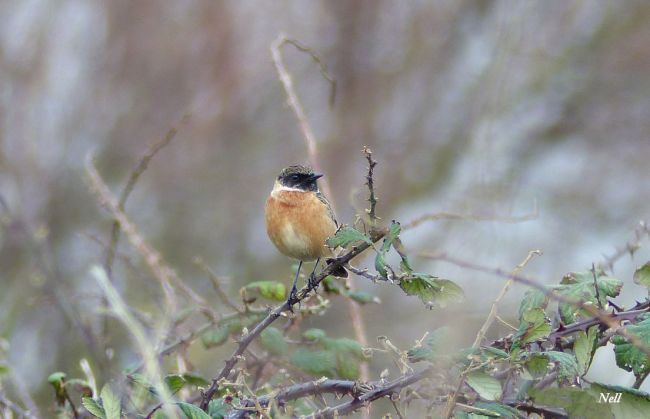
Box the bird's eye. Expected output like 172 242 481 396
291 175 299 181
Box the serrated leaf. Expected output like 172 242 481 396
177 401 212 419
100 385 121 419
346 291 380 304
529 387 614 419
335 352 360 379
182 373 210 388
303 328 326 342
201 327 230 348
473 402 521 419
407 327 449 363
289 348 337 377
611 314 650 377
543 351 580 380
556 271 622 323
374 252 388 278
518 289 548 320
207 398 230 419
466 371 502 401
634 262 650 288
379 221 401 253
434 279 465 307
515 308 551 344
574 326 597 375
82 397 106 418
260 327 289 356
525 353 550 378
326 226 371 248
243 281 286 301
589 383 650 419
165 374 186 394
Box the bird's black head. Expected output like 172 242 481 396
277 165 323 192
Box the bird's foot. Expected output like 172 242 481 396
287 285 299 312
307 272 319 290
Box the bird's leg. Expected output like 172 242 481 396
287 260 303 308
307 258 321 289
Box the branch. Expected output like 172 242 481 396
86 155 207 309
104 117 187 279
227 367 432 418
199 229 386 410
404 203 538 230
306 367 432 418
598 220 649 273
420 252 650 359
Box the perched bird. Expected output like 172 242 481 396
265 165 346 303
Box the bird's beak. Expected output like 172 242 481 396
310 173 324 181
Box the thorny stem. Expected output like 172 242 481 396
363 146 378 224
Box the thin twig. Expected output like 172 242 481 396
598 220 649 273
104 117 187 279
194 257 242 313
591 263 603 309
86 156 207 309
442 250 542 418
404 204 538 231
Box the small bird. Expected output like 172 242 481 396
265 165 346 303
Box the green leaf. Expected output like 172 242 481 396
182 373 210 388
48 372 67 384
634 262 650 288
482 347 509 359
177 401 212 419
611 314 650 377
434 279 465 307
589 383 650 419
524 353 550 378
100 384 121 419
529 387 614 419
243 281 286 301
0 364 8 376
324 337 366 360
165 374 186 394
207 398 230 419
407 327 449 363
518 289 548 320
260 327 289 356
201 327 230 348
574 326 598 375
289 348 337 377
82 397 106 418
556 271 622 323
514 308 551 344
346 291 380 304
543 351 580 380
303 328 327 342
472 402 521 419
374 252 388 278
335 352 360 380
322 276 341 294
466 371 502 401
380 221 401 253
48 372 67 405
326 226 371 248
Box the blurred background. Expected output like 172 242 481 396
1 0 650 414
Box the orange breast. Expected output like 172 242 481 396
265 191 337 261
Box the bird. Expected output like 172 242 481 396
265 165 346 304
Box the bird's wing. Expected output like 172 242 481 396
316 191 338 227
